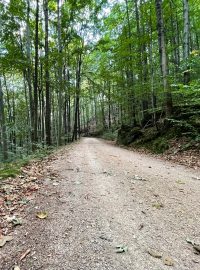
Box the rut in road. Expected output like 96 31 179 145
1 138 200 270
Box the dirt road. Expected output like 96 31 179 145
1 138 200 270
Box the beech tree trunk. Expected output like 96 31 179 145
44 0 51 145
183 0 190 84
57 0 63 145
26 0 34 144
125 0 135 124
72 53 82 141
169 1 180 76
155 0 173 117
33 0 39 145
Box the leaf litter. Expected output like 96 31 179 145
0 155 58 239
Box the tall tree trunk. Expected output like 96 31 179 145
169 1 180 77
108 81 111 129
57 0 63 145
148 3 156 124
44 0 51 145
125 0 135 124
26 0 34 146
183 0 190 84
33 0 39 145
66 53 71 137
0 78 8 161
72 53 82 141
155 0 173 117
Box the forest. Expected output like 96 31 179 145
0 0 200 162
1 1 200 269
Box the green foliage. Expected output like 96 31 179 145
30 145 55 160
149 137 169 154
0 163 21 180
101 129 118 141
0 145 55 180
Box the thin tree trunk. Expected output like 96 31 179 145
44 0 51 145
72 53 82 141
148 3 156 124
26 0 34 146
57 0 63 145
33 0 39 145
108 81 111 129
183 0 190 84
0 78 8 161
155 0 173 117
125 0 135 124
169 1 180 77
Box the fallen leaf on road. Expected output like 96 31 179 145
12 218 22 226
152 202 164 209
148 249 162 259
186 238 195 245
115 245 128 253
133 175 147 181
36 211 48 219
193 244 200 253
186 238 200 253
163 256 174 266
0 235 13 247
7 216 22 226
176 180 185 185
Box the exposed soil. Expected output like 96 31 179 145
1 138 200 270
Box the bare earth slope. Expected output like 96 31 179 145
1 138 200 270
